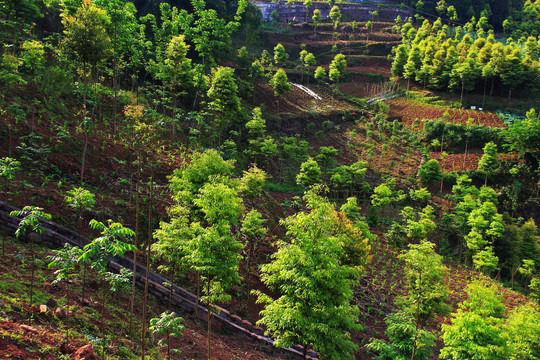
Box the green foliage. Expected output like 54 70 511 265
329 53 346 84
48 243 83 285
245 107 266 137
79 219 136 271
270 69 291 97
21 40 45 74
398 240 450 324
149 311 184 358
367 311 436 360
153 205 193 275
250 60 265 80
239 165 266 198
329 5 341 28
61 0 111 69
409 187 431 203
104 268 131 294
241 210 267 241
10 206 52 239
207 66 240 129
65 187 96 214
371 180 406 210
315 146 338 169
506 303 540 360
418 159 442 186
296 157 321 189
255 190 371 359
273 43 288 66
314 66 326 82
502 108 540 161
0 157 21 184
169 149 235 204
194 181 243 226
441 281 508 360
477 142 499 185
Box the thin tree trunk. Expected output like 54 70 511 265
207 277 212 360
195 271 200 320
482 78 487 109
129 178 140 335
29 242 34 306
65 282 70 346
100 281 107 358
141 172 153 360
113 8 118 134
463 139 468 167
460 80 464 108
80 62 88 185
81 266 86 305
303 345 308 360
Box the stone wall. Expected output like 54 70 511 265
256 1 412 23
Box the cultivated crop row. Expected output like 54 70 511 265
429 152 521 172
387 99 506 130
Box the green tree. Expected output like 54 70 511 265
503 108 540 162
418 159 442 187
188 179 244 359
447 6 458 21
61 0 111 184
296 157 321 189
182 0 247 67
20 40 44 75
48 243 84 346
64 187 95 230
246 107 266 138
316 146 338 170
273 43 288 67
303 52 316 85
398 239 450 322
207 67 240 144
0 157 20 191
477 141 498 186
314 66 326 82
159 35 193 140
367 311 436 360
153 205 194 308
10 206 52 306
366 21 373 40
312 9 321 33
255 190 371 359
441 281 509 360
9 206 51 303
270 69 291 111
391 44 409 77
78 219 136 356
506 303 540 360
240 209 267 303
149 311 184 360
329 5 341 30
303 0 312 22
329 53 346 98
239 165 267 200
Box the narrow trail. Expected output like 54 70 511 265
0 201 318 359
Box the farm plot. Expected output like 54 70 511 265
429 152 521 172
387 99 506 130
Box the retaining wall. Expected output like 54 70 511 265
0 201 317 359
256 1 412 23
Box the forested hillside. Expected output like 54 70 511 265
0 0 539 359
